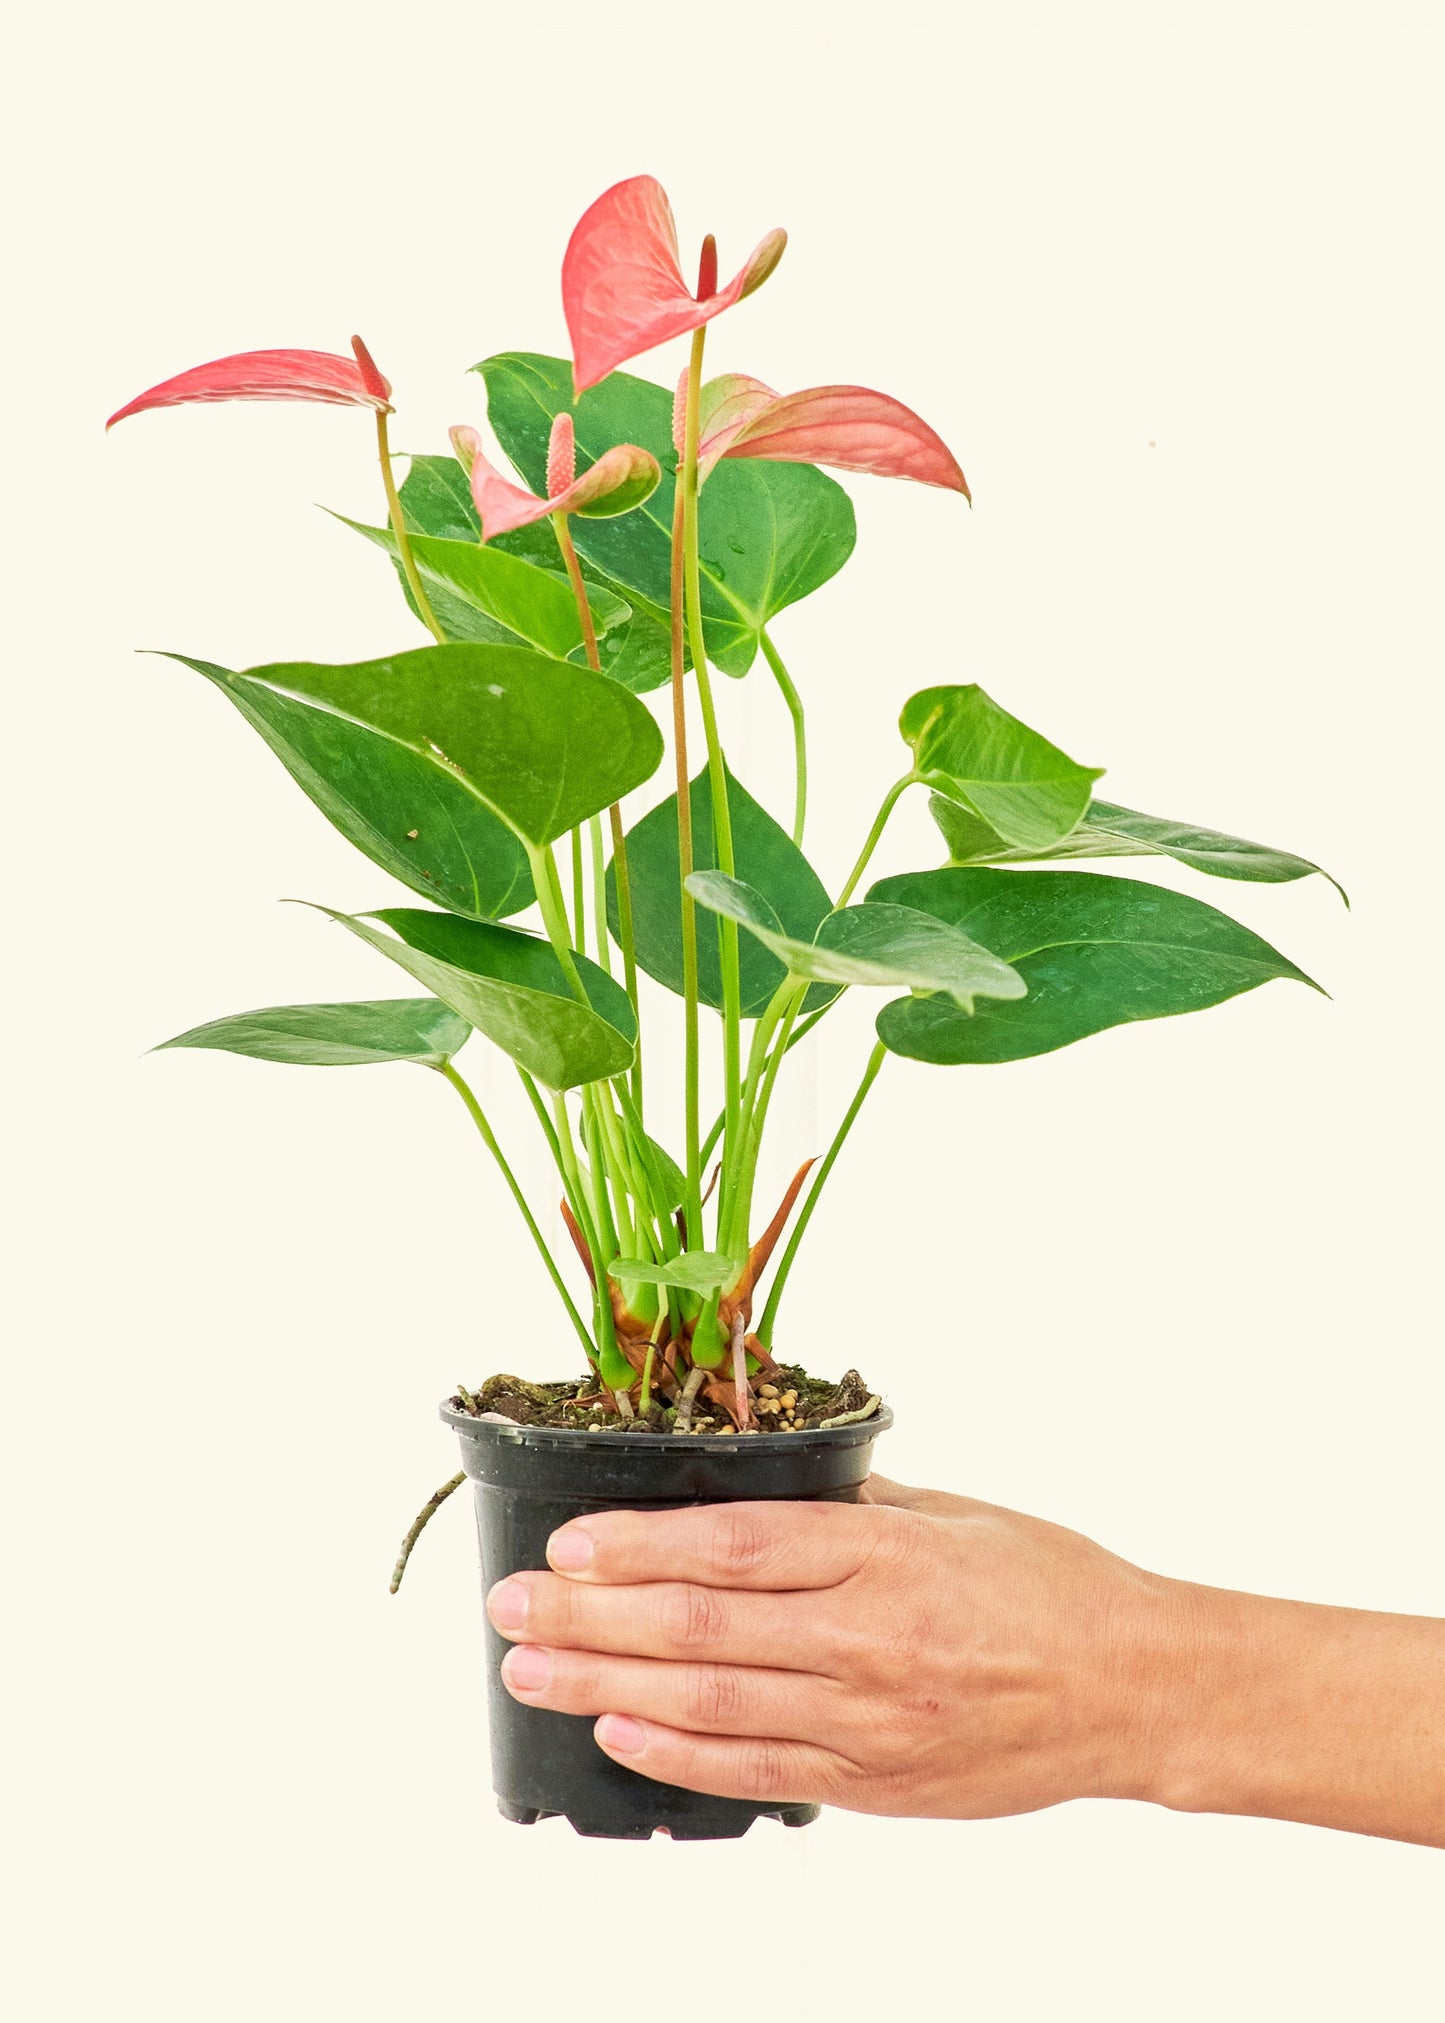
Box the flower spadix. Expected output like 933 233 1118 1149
679 373 969 497
563 175 786 392
449 411 660 543
107 336 393 428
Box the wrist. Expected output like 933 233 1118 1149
1124 1577 1270 1816
1083 1570 1232 1809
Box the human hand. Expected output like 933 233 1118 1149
484 1474 1194 1818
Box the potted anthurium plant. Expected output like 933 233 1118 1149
111 175 1340 1840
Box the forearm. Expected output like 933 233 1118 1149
491 1485 1445 1847
1148 1582 1445 1848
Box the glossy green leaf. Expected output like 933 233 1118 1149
930 793 1346 900
307 905 636 1090
242 643 663 849
490 515 676 696
155 997 469 1067
162 655 533 920
475 353 856 675
337 515 628 661
899 686 1104 851
398 453 481 541
688 874 1026 1012
869 867 1320 1064
361 457 524 643
611 767 839 1016
399 451 673 693
609 1251 742 1295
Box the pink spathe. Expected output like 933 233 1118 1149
106 342 393 429
563 175 786 392
680 372 970 496
448 423 660 542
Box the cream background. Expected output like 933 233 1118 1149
5 2 1443 2016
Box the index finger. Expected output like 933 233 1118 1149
545 1498 891 1591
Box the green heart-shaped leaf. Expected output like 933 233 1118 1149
337 515 628 662
155 997 470 1067
398 453 481 541
609 1251 742 1295
930 793 1346 900
475 353 856 675
612 768 839 1016
307 906 636 1090
241 643 663 849
395 454 672 692
869 867 1320 1064
899 686 1104 851
688 873 1025 1013
162 655 533 920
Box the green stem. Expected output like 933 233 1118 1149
550 1092 592 1247
638 1334 658 1416
837 775 916 906
577 1095 631 1391
680 326 743 1200
571 826 587 955
668 481 703 1243
588 818 612 978
726 984 805 1259
759 628 807 846
608 802 642 1107
516 1068 563 1169
588 1083 643 1257
700 996 834 1177
720 977 795 1245
756 1042 887 1345
551 510 600 668
436 1061 594 1360
612 1079 681 1258
552 510 641 1100
530 843 589 1002
700 1106 726 1174
376 410 444 645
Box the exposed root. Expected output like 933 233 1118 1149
390 1472 465 1593
729 1310 751 1430
817 1395 881 1431
675 1364 707 1433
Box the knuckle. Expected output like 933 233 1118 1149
531 1573 578 1641
684 1663 748 1729
858 1762 918 1814
710 1507 774 1578
865 1506 929 1573
747 1740 793 1799
664 1583 731 1653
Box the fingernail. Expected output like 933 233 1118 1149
487 1580 529 1632
502 1646 552 1693
596 1713 645 1755
547 1526 595 1572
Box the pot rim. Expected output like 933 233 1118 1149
439 1399 893 1453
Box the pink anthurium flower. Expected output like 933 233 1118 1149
679 372 970 498
564 175 787 392
449 412 660 542
106 336 392 428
